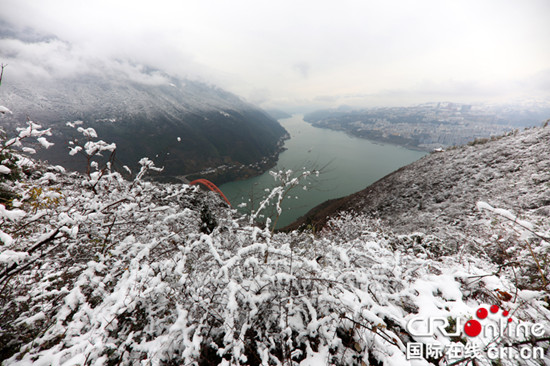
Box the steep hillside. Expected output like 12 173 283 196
287 124 550 247
0 74 287 183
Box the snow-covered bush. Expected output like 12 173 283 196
0 121 54 201
247 168 320 233
0 66 54 210
1 174 419 365
1 154 548 365
0 117 549 364
476 201 550 292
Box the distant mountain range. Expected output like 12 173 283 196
305 102 550 151
0 74 288 183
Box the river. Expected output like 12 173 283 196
219 115 427 229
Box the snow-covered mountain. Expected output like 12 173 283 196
0 74 287 183
304 103 550 151
288 124 550 251
0 120 548 365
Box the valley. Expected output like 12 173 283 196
1 1 549 364
219 114 426 228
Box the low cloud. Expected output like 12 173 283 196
527 69 550 93
313 95 339 103
247 88 271 106
293 62 310 79
0 35 171 86
1 0 549 109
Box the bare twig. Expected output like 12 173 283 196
100 198 130 213
341 315 401 347
0 228 60 288
102 216 117 255
525 239 548 289
0 63 6 87
492 209 550 242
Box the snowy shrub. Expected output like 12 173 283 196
476 201 550 291
2 164 548 365
0 122 549 365
0 121 54 207
1 179 413 365
247 168 320 233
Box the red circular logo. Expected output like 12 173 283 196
464 320 482 337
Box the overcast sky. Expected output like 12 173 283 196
1 0 549 110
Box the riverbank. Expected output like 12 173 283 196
187 135 289 185
153 133 290 186
220 115 426 228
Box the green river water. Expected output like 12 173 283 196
219 115 427 228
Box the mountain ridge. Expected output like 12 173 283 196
284 123 550 247
304 103 550 151
0 74 288 184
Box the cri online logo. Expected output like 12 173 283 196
463 304 512 337
407 304 545 339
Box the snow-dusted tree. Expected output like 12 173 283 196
0 65 54 218
246 168 320 231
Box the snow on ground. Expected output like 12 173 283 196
0 106 12 115
300 125 550 260
0 124 549 365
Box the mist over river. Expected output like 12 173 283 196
219 115 427 228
